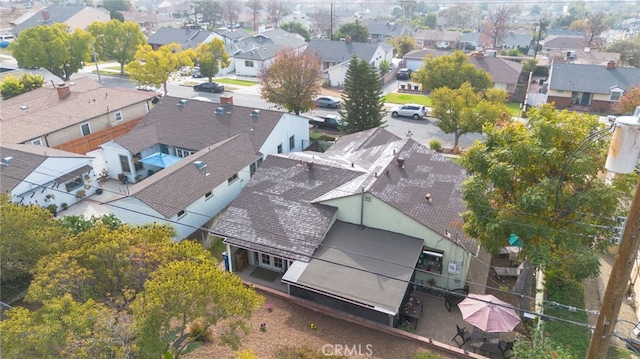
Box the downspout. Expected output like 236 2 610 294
360 186 365 229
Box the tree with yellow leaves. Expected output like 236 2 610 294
126 43 195 95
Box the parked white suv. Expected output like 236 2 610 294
390 104 428 120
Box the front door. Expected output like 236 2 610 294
580 92 592 105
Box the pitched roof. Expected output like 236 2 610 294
541 35 585 50
0 144 90 192
549 62 640 93
305 40 391 64
214 127 477 261
363 21 412 38
215 28 249 41
468 56 523 85
502 32 533 48
11 5 108 34
112 96 285 154
414 29 461 42
147 28 213 49
119 133 261 218
403 48 451 60
1 77 155 144
232 29 308 60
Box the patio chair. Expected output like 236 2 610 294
498 340 514 358
452 324 472 348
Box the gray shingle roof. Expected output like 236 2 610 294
0 144 90 192
542 35 585 50
363 21 412 38
549 62 640 93
468 56 523 86
502 32 533 48
305 40 389 64
414 29 461 43
113 96 285 155
147 28 213 49
11 5 85 34
214 127 477 261
232 29 307 60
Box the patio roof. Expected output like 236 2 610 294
282 221 423 315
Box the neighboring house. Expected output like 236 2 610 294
0 77 157 154
502 32 533 51
541 35 603 51
121 11 178 34
305 39 393 86
101 96 310 240
213 127 480 327
413 29 462 50
0 144 96 210
147 28 215 50
460 32 481 51
363 21 413 43
402 48 450 71
210 29 252 75
540 48 621 67
546 61 640 113
11 6 110 36
232 28 308 77
468 52 525 102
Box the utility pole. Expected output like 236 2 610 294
587 116 640 359
330 3 334 41
533 19 543 59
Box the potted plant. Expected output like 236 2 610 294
76 189 86 198
60 203 68 211
46 204 58 216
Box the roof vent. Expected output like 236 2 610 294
1 156 13 166
20 105 29 110
306 161 314 171
425 193 432 202
193 161 207 170
215 107 225 114
178 99 188 106
250 109 260 117
396 157 405 167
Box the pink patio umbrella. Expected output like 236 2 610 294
458 294 522 333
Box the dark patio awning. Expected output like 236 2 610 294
55 165 92 183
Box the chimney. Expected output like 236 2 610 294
306 162 314 171
220 95 234 105
345 35 352 43
475 52 484 59
55 82 71 99
396 157 405 167
607 60 617 69
41 10 50 21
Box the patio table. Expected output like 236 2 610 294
469 327 501 357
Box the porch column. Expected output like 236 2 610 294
226 244 234 272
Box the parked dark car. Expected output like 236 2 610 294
308 114 345 131
193 82 224 93
397 68 412 80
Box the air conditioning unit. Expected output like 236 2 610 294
567 50 576 59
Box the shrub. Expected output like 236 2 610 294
46 204 57 214
235 350 259 359
75 190 86 198
429 140 443 152
411 352 443 359
188 319 213 342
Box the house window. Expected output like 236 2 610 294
289 135 295 151
277 144 283 154
250 162 256 177
205 191 213 199
114 111 123 122
261 253 271 265
273 257 283 269
245 60 254 67
257 156 263 167
610 90 623 102
228 173 238 185
177 210 186 218
159 144 169 154
416 249 444 274
65 176 83 192
80 123 91 136
31 138 42 146
175 148 195 158
119 155 131 173
133 153 144 171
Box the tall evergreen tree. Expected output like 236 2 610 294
340 56 385 134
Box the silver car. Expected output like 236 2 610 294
314 96 341 109
390 104 428 120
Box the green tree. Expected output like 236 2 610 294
554 2 589 29
335 20 369 42
512 326 577 359
88 20 147 76
430 83 509 148
424 13 437 29
10 24 92 81
613 86 640 115
0 195 68 284
280 21 312 42
605 36 640 67
522 58 538 74
133 260 264 358
195 0 223 26
569 11 609 48
379 60 391 75
126 43 195 95
0 73 44 99
413 51 492 92
103 0 131 12
339 56 386 134
195 39 230 82
388 34 416 57
460 104 634 280
110 9 125 22
259 50 322 115
0 294 120 359
442 4 481 29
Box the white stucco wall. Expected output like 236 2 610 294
258 113 310 155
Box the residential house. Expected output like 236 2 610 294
402 48 450 71
11 6 110 36
546 61 640 113
213 127 481 327
541 35 604 52
460 32 481 51
210 29 252 75
305 38 393 86
0 77 157 154
121 11 178 34
232 28 308 77
147 27 215 50
413 29 462 50
501 32 533 52
363 21 413 43
468 52 525 102
539 48 620 67
101 96 310 240
0 144 96 211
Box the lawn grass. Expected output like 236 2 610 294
213 78 256 86
383 92 431 106
207 236 227 260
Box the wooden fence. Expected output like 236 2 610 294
54 118 142 154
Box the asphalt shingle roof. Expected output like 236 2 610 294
549 62 640 93
232 29 307 60
147 28 213 49
11 5 86 34
468 56 523 85
305 40 390 64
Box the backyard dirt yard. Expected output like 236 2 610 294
187 292 452 359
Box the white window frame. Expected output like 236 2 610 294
31 138 43 146
175 148 195 158
114 111 123 122
80 123 91 136
205 191 213 200
610 90 623 102
227 173 238 185
245 60 254 67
